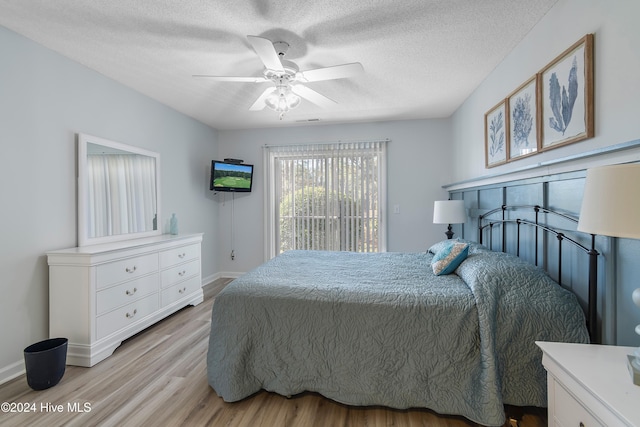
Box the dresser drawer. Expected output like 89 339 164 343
96 273 158 315
161 276 201 307
160 259 200 288
554 381 603 427
96 253 158 289
159 244 200 268
96 293 159 340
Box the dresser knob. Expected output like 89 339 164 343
126 309 137 319
179 287 187 294
125 288 137 296
125 266 137 273
178 270 186 276
178 253 186 258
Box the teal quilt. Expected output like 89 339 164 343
207 247 589 426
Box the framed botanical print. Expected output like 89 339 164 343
507 76 539 160
540 34 594 150
485 100 508 168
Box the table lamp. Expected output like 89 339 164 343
576 163 640 384
433 200 466 239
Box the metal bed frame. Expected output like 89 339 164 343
478 205 599 342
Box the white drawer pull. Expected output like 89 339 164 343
178 270 187 276
178 287 187 294
125 287 137 296
126 309 137 319
178 253 186 259
125 266 137 273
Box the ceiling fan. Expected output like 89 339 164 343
194 35 364 119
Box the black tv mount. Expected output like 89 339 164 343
224 158 244 164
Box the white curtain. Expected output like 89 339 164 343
87 154 157 238
264 140 387 259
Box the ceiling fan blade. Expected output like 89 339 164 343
298 63 364 82
291 85 337 109
192 75 268 83
249 87 276 111
247 35 284 73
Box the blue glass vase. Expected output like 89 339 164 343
170 213 178 235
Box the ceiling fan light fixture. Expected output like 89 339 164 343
264 84 301 119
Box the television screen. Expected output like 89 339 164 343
210 161 254 192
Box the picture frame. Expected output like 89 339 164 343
507 76 539 160
539 34 594 150
485 99 508 168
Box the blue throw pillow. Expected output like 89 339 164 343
431 242 469 276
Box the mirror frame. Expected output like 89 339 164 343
78 133 161 247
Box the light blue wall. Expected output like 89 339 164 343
215 119 453 275
0 25 219 380
450 0 640 186
449 0 640 346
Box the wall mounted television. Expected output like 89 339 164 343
210 160 254 192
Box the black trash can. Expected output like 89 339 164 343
23 338 68 390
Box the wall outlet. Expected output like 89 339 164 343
393 204 400 214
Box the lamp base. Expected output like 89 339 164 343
627 355 640 386
445 224 454 240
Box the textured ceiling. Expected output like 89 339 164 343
0 0 557 130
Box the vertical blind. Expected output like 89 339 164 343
264 140 387 259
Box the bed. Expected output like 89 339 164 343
207 226 591 426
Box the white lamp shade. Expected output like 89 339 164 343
433 200 466 224
577 163 640 239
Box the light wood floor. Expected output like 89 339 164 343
0 279 546 427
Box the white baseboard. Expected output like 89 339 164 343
0 359 25 387
202 272 243 285
217 271 243 279
201 272 221 286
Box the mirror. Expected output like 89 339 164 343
78 133 161 246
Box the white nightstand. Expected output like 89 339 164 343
536 341 640 426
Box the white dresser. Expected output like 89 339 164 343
537 341 640 427
47 233 204 367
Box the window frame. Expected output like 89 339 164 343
263 140 387 260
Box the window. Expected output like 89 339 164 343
264 140 387 258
